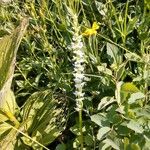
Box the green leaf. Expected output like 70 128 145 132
0 18 29 90
127 120 144 133
127 16 138 35
121 82 139 94
116 62 126 81
136 106 150 119
97 65 112 76
131 143 141 150
117 125 131 136
97 127 111 140
0 122 11 138
70 124 80 135
0 90 17 122
56 143 66 150
22 90 67 146
91 113 108 127
99 142 110 150
103 138 120 150
117 82 140 104
95 1 107 16
84 134 94 146
0 18 28 118
106 42 122 68
0 18 28 149
98 97 115 110
70 124 86 135
128 92 145 104
124 53 142 62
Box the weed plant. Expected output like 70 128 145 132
0 0 150 149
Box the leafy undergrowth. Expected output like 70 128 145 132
0 0 150 150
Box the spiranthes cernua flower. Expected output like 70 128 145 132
69 14 86 111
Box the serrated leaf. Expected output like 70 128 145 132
97 127 111 140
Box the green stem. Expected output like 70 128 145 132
144 63 148 104
79 109 84 150
123 0 129 45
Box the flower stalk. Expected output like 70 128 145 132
70 14 85 150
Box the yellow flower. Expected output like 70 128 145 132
82 22 99 36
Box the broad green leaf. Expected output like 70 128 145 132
0 18 28 115
121 82 139 94
131 143 141 150
97 65 112 76
91 113 109 127
0 18 28 149
117 125 130 136
117 82 140 104
0 122 12 141
136 106 150 119
128 92 145 104
99 142 110 150
127 120 144 133
0 89 17 121
124 53 142 62
97 127 111 140
107 42 122 68
0 18 29 90
103 139 120 150
22 90 67 146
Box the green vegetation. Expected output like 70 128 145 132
0 0 150 149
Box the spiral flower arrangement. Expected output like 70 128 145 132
70 14 85 112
